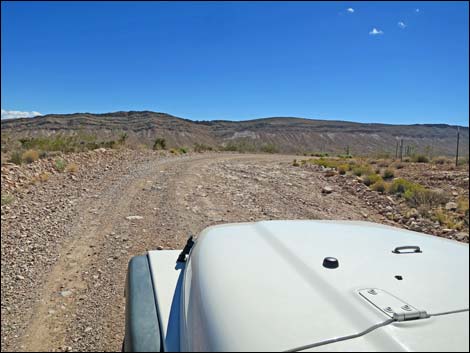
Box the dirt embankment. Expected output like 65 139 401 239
1 150 468 352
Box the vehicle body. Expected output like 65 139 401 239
123 220 469 352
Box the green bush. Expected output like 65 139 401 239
178 147 188 154
313 158 341 169
337 164 349 175
371 180 386 193
382 168 395 179
55 158 67 172
388 178 417 195
387 178 448 208
352 165 373 177
363 174 383 186
1 194 14 206
153 138 166 150
411 154 429 163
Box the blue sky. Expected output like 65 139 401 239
1 1 469 125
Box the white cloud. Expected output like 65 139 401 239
398 21 407 29
346 8 355 13
369 28 384 35
1 109 42 120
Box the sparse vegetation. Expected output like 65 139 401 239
55 158 67 172
9 151 22 165
1 194 14 206
387 178 449 209
21 149 39 164
66 163 78 174
118 132 128 145
193 143 213 152
352 165 373 177
411 154 429 163
370 180 386 193
38 172 50 182
432 208 463 230
292 159 300 167
337 164 349 175
260 143 279 154
433 156 450 165
153 138 166 150
362 174 383 186
382 168 395 179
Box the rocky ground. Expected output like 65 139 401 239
1 150 469 352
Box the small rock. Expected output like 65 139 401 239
322 186 333 194
84 327 92 333
16 275 25 280
455 233 469 242
156 246 164 250
125 216 143 220
60 290 72 297
445 202 458 211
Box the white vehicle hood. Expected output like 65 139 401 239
151 220 469 351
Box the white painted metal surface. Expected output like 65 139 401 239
148 250 183 352
150 220 469 351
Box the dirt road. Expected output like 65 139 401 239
1 152 407 351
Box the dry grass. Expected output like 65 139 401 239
66 163 78 174
21 149 39 164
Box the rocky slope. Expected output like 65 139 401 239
2 111 468 156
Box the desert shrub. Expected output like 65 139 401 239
55 158 67 172
388 178 418 195
406 188 450 209
457 197 469 213
433 208 463 230
9 151 23 165
411 154 429 163
382 168 395 179
377 160 390 168
66 163 78 173
193 143 213 153
178 147 188 154
371 180 386 193
394 163 405 169
388 178 448 208
337 164 349 175
220 139 256 153
118 132 128 145
352 165 373 177
363 174 383 186
38 172 50 182
403 157 411 163
21 149 39 163
433 156 450 165
292 159 300 167
1 194 14 206
312 158 340 169
153 138 166 150
260 143 278 154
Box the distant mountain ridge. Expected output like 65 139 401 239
1 111 468 156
